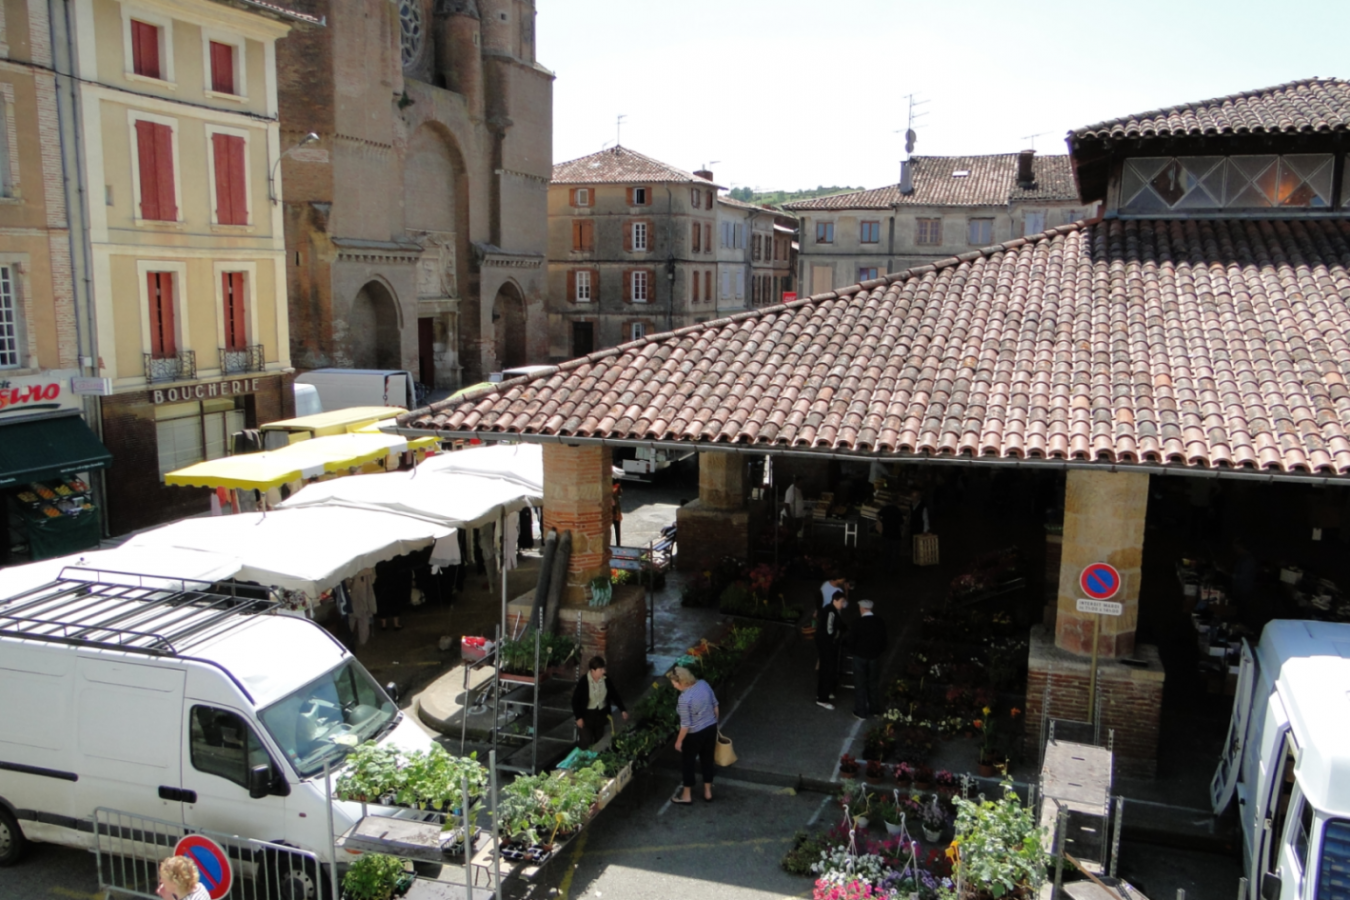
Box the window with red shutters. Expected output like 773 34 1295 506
223 272 247 350
702 223 711 254
692 221 701 253
147 272 176 358
692 269 700 302
572 219 593 251
211 133 247 225
704 270 712 300
131 20 161 79
135 120 177 221
210 41 235 94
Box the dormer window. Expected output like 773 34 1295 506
1119 154 1333 214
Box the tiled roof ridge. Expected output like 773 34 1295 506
1073 76 1346 139
397 220 1090 426
551 144 716 185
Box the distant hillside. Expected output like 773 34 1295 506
728 185 865 207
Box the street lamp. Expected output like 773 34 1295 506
268 132 320 205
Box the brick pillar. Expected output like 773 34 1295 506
676 451 749 571
1055 469 1148 658
542 443 611 607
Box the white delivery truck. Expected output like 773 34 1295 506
294 369 415 411
0 570 436 895
1211 619 1350 900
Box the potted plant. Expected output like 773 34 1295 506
944 780 1047 900
838 753 860 778
920 795 947 843
934 769 959 797
341 852 410 900
894 761 914 787
878 797 908 836
863 723 895 761
864 759 886 785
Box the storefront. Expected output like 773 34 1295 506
97 372 294 535
0 371 112 562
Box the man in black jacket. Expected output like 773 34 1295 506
571 656 628 748
815 591 847 710
846 599 887 719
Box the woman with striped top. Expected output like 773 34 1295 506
668 666 719 804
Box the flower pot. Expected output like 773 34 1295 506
884 819 905 836
978 762 995 778
500 671 549 686
853 815 869 830
922 826 942 843
839 768 860 779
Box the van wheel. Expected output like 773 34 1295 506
264 849 327 900
0 806 26 866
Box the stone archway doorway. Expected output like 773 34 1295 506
492 282 527 370
350 280 402 369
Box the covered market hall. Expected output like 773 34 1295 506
399 78 1350 777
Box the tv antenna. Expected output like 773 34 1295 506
1021 131 1051 151
900 93 928 158
616 114 627 147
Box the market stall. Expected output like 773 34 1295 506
414 442 543 494
276 468 539 529
0 545 243 600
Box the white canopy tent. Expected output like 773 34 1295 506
414 442 543 494
276 468 540 529
0 545 243 601
121 506 453 596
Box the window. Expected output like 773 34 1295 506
222 271 247 351
156 397 246 476
815 221 834 243
860 221 880 243
858 267 878 281
134 119 177 221
572 219 594 251
571 321 593 357
692 269 700 302
1292 798 1313 874
721 269 731 300
1023 211 1046 236
0 95 12 198
573 187 590 207
632 221 648 251
258 658 397 778
706 189 713 208
691 188 700 208
0 265 18 368
1120 155 1334 212
916 218 941 245
702 223 711 253
574 269 592 302
130 20 161 79
209 41 235 94
967 218 994 244
704 270 711 300
630 322 646 341
631 270 649 302
210 132 248 225
627 186 648 206
735 224 744 249
692 221 701 252
189 705 274 790
146 271 176 359
720 221 731 248
735 269 744 299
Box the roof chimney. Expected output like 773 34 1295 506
694 168 713 182
1017 149 1036 189
899 159 914 195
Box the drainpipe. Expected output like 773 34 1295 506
665 185 673 333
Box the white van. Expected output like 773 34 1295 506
0 570 435 893
294 369 415 411
1211 619 1350 900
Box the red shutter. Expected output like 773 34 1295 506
622 269 631 303
625 187 634 206
566 269 576 303
705 270 712 300
590 268 599 302
131 21 160 79
211 134 248 225
153 123 177 220
135 120 160 220
703 223 711 253
210 41 234 94
224 272 247 350
148 272 176 358
623 221 632 252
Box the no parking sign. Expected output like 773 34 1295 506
175 834 233 900
1079 562 1121 601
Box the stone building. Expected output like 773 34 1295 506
546 146 722 357
716 195 796 312
277 0 552 390
785 152 1088 294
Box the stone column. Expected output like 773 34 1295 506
541 443 611 607
676 451 749 571
1055 469 1148 658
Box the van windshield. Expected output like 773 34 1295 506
259 659 397 779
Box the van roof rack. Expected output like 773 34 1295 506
0 567 280 657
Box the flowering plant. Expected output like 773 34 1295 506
865 759 887 780
920 795 948 832
813 878 892 900
838 754 861 777
812 845 890 888
939 780 1047 900
893 761 914 782
934 769 958 790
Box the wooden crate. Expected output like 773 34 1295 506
913 533 940 566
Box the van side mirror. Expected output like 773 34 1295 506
1261 872 1282 900
385 681 401 704
248 764 272 799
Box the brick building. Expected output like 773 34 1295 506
785 152 1088 294
547 146 722 357
276 0 552 389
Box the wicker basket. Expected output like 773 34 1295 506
913 533 940 566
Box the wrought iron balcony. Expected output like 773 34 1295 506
220 344 265 375
143 350 196 384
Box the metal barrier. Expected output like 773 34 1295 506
94 808 329 900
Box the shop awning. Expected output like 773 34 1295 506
260 406 408 440
0 546 243 600
164 432 437 491
279 468 539 529
0 412 112 488
413 442 543 493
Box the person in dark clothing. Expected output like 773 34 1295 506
570 656 628 748
846 599 888 719
374 557 412 630
815 591 847 710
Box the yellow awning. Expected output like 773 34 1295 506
165 432 425 491
259 407 408 439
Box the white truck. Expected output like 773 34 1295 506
1211 619 1350 900
0 569 436 896
294 369 416 411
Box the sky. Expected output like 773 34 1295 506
537 0 1350 194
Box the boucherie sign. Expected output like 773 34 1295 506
152 377 263 404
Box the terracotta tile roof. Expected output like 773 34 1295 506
1073 78 1350 142
405 217 1350 477
782 154 1077 210
552 146 722 187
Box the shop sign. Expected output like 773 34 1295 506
0 369 84 417
152 377 263 405
781 292 798 304
71 376 113 396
